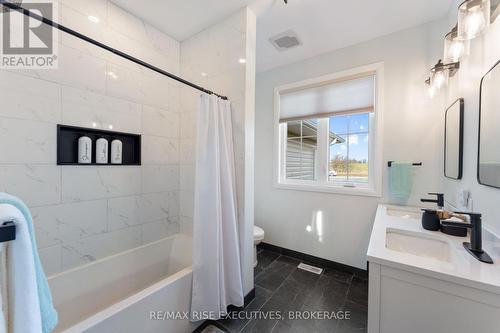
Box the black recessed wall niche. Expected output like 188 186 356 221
57 125 141 166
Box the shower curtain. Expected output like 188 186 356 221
190 94 244 320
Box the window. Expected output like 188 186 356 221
275 64 383 196
286 119 318 180
329 113 370 185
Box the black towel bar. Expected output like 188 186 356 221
0 222 16 243
387 161 423 167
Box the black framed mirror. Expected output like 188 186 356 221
444 98 464 180
478 60 500 189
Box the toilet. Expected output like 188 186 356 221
253 226 265 267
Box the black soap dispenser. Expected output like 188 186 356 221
421 209 441 231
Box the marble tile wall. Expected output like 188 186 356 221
0 0 182 275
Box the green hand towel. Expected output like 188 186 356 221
389 162 413 199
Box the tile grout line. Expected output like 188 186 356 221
236 253 285 333
241 253 311 333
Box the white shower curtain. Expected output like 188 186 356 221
190 94 244 321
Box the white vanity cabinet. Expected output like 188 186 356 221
367 205 500 333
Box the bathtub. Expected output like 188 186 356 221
48 234 197 333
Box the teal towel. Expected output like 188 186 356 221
389 163 413 199
0 193 58 333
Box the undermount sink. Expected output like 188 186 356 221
386 207 422 220
385 229 451 262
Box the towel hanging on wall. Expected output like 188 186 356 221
389 162 413 199
0 193 58 333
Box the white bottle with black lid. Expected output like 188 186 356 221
78 136 92 164
96 138 108 164
111 139 122 164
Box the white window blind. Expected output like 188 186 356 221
279 75 375 122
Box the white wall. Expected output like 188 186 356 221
179 8 256 295
443 8 500 236
0 0 182 275
255 20 449 269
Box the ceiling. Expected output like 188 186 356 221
110 0 455 73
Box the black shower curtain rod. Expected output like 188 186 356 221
1 1 228 100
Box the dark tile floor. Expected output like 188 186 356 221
214 248 368 333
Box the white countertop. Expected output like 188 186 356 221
367 204 500 294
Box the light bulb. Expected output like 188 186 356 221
449 40 465 62
433 70 446 89
458 0 491 40
444 26 470 63
464 7 486 39
428 85 437 98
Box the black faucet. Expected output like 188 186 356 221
441 212 493 264
420 193 444 209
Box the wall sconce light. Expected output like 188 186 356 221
458 0 491 40
444 25 470 63
425 59 460 94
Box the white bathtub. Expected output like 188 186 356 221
49 234 197 333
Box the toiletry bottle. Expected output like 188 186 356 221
78 136 92 164
111 139 122 164
96 138 109 164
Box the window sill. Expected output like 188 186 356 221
274 181 382 198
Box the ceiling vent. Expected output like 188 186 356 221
269 30 302 51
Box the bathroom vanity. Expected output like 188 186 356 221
367 204 500 333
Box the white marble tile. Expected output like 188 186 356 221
38 245 62 277
107 2 148 44
168 81 181 112
180 86 199 113
179 215 193 236
0 0 189 279
141 217 180 245
32 200 107 248
107 195 141 231
143 23 177 59
0 70 61 123
180 110 197 139
60 4 106 44
180 190 194 219
102 28 144 68
180 165 195 192
61 225 141 271
141 47 171 73
0 165 61 207
60 29 110 62
179 139 195 165
141 71 170 110
142 165 179 194
62 86 142 133
39 44 107 94
105 61 144 104
0 118 56 163
61 166 141 202
142 105 179 138
60 0 107 22
139 192 179 224
142 136 179 165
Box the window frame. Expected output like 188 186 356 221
273 63 384 197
